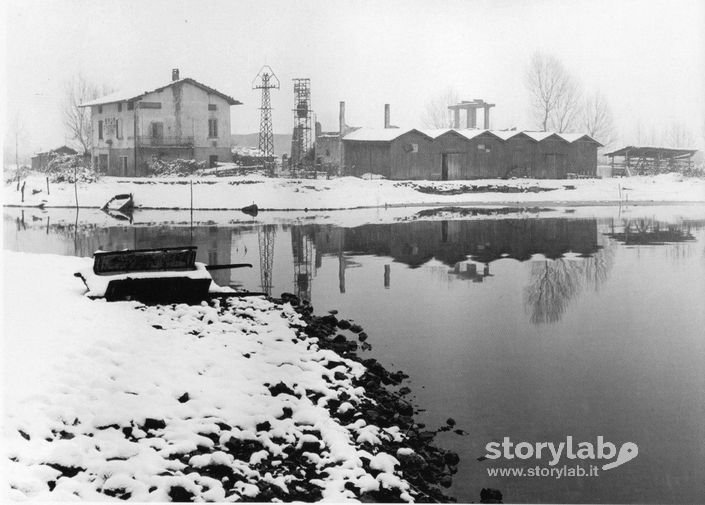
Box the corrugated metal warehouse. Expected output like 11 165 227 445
341 128 601 180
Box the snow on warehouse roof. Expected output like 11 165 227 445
344 128 598 144
342 128 431 142
79 78 242 107
523 131 560 142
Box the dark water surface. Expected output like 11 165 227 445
4 206 705 503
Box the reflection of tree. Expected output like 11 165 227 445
524 245 614 325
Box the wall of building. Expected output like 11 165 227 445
343 133 599 180
566 140 598 176
388 131 435 179
316 135 342 167
344 142 392 177
90 81 233 176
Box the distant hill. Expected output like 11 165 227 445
231 133 292 158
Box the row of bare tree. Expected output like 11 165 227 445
421 52 616 144
525 52 614 144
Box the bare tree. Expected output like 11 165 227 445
525 52 581 132
421 87 459 128
581 91 615 146
62 75 110 155
663 122 695 148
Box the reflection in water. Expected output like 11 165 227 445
524 244 614 324
258 225 276 296
606 218 696 245
6 211 613 324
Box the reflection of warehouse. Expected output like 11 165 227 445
342 128 601 180
313 218 600 267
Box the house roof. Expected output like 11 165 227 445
343 127 600 145
79 77 242 107
32 145 78 157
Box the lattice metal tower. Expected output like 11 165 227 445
291 78 313 167
291 226 314 302
252 66 280 158
257 225 276 296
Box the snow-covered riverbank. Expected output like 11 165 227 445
4 173 705 210
2 251 459 502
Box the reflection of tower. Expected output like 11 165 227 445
291 78 312 169
291 226 314 301
252 66 280 159
258 225 276 296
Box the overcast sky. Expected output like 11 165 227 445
2 0 704 159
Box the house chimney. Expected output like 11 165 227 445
384 104 391 128
339 101 346 135
172 68 180 81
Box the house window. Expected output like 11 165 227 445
98 105 103 114
118 103 122 112
208 104 217 111
116 119 123 139
151 122 164 139
120 156 128 175
208 119 218 138
127 102 134 111
139 102 162 109
98 120 103 140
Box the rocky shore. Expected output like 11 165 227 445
3 250 462 502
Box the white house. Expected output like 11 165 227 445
80 69 241 176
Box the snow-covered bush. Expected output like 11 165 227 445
149 158 206 177
45 154 98 183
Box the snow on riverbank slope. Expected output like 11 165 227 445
2 251 414 501
4 173 705 210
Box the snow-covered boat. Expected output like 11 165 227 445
74 246 251 303
102 193 134 212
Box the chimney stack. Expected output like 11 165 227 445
384 104 391 128
172 68 180 81
339 101 346 135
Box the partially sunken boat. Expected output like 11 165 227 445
74 246 251 303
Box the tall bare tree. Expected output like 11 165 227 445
525 52 581 132
421 87 459 128
581 91 615 146
62 75 110 155
664 122 695 148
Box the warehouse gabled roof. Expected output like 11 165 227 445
79 77 242 107
343 128 432 142
604 146 697 158
344 127 599 144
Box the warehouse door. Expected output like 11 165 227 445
442 153 462 180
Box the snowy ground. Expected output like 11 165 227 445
2 251 424 502
4 173 705 210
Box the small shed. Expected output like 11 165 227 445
604 146 697 176
31 146 78 171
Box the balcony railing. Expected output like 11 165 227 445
137 136 194 147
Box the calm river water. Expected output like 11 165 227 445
4 206 705 503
